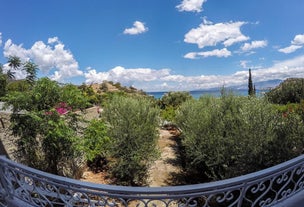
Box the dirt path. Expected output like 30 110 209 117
147 129 182 187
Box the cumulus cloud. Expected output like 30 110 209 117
83 54 304 92
4 39 30 61
184 21 249 48
84 66 171 85
279 34 304 54
176 0 207 12
3 37 83 82
123 21 148 35
0 32 2 47
184 48 231 59
292 34 304 45
278 45 302 54
241 40 268 52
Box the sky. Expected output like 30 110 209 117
0 0 304 92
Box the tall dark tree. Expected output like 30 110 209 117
248 69 255 96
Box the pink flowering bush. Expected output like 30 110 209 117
55 102 72 115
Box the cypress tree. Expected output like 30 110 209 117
248 69 254 96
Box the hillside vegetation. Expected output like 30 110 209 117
266 78 304 104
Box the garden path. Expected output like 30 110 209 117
147 129 182 187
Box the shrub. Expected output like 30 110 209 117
102 95 159 185
4 78 87 176
175 94 304 183
158 91 192 123
80 119 111 161
266 78 304 104
160 91 192 109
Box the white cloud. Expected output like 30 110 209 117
239 60 263 70
83 55 304 92
184 48 231 59
84 66 171 85
176 0 207 12
279 34 304 54
123 21 148 35
241 40 268 52
184 21 249 48
278 45 302 54
3 37 83 82
240 60 249 68
48 37 59 44
4 39 30 61
0 32 2 47
292 34 304 45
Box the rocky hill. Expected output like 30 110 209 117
88 81 146 95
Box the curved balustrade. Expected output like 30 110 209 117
0 155 304 207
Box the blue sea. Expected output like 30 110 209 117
147 89 267 99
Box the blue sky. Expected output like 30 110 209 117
0 0 304 91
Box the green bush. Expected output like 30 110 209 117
158 91 192 123
102 95 159 185
160 91 192 109
60 84 90 110
266 78 304 104
4 78 88 175
175 94 304 183
80 119 111 161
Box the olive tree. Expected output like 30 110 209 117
102 95 160 185
175 94 304 183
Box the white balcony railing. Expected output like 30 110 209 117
0 155 304 207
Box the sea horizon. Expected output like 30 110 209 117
147 88 268 99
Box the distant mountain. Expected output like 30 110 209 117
192 79 283 92
251 79 283 90
229 79 283 90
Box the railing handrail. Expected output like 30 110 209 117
1 154 304 206
1 155 304 193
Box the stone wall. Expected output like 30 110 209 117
0 113 20 161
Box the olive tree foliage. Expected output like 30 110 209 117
175 93 304 183
4 78 88 176
158 91 193 122
102 95 160 186
160 91 193 109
